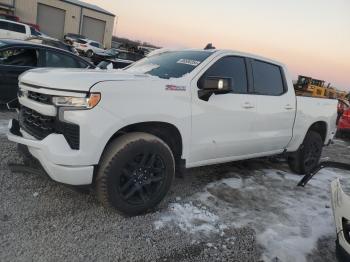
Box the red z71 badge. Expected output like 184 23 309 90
165 85 186 91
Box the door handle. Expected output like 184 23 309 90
284 104 294 110
242 102 255 109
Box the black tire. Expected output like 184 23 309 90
287 130 323 175
96 132 175 216
86 50 94 58
336 238 350 262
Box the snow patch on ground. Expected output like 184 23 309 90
155 167 350 262
0 119 9 135
155 202 222 234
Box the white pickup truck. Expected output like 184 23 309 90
7 48 338 215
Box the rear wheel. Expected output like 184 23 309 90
86 50 94 58
96 132 175 216
287 131 323 175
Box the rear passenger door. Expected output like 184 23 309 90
250 59 295 153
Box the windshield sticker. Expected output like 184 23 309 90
165 85 186 91
176 59 201 66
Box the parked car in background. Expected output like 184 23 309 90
93 49 144 68
24 22 40 32
73 38 104 57
0 39 94 108
0 14 19 22
0 19 43 41
64 33 86 45
337 107 350 137
7 48 338 215
0 19 32 40
27 36 79 55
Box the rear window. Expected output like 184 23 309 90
252 60 285 96
0 21 9 30
90 42 101 48
67 33 85 38
8 23 26 33
77 39 87 44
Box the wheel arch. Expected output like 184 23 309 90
96 121 184 176
307 121 328 143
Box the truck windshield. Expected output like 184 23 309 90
124 51 212 79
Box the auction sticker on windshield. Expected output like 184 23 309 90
177 59 201 66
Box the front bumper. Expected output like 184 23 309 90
7 119 93 185
331 179 350 260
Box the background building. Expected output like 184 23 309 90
0 0 115 47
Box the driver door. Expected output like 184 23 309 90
190 56 258 164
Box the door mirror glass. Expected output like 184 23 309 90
200 76 231 92
198 76 232 101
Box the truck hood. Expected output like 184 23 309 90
19 68 151 92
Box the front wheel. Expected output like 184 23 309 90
96 132 175 216
287 130 323 175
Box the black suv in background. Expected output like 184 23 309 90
0 39 94 108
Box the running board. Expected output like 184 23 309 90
298 161 350 187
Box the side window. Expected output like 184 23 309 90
202 56 248 94
8 23 26 33
0 21 9 30
77 60 89 68
252 60 285 96
30 27 40 36
0 48 38 67
44 50 80 68
90 42 100 48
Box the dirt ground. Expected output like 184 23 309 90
1 110 349 262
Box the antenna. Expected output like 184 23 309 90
204 43 216 50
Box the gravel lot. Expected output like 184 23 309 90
1 110 350 262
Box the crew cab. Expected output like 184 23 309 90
7 48 338 216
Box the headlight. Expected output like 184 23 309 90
52 93 101 109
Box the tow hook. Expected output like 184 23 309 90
298 161 350 187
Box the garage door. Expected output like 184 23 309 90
37 4 65 40
82 16 105 44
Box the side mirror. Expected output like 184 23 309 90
198 76 232 101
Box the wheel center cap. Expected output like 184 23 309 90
134 168 149 182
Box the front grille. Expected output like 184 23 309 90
27 91 52 105
20 106 55 139
19 106 80 150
